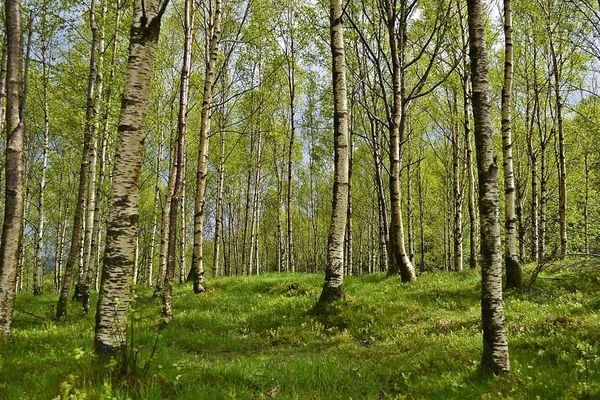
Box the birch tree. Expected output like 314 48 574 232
467 0 510 373
0 0 25 334
190 0 222 293
56 0 101 320
94 0 168 355
317 0 349 304
501 0 521 289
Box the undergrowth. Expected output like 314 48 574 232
1 258 599 399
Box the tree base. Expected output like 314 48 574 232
94 340 122 356
315 285 343 307
504 256 522 290
479 358 510 375
193 282 206 294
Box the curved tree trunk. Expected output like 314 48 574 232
467 0 510 373
317 0 349 304
94 0 165 354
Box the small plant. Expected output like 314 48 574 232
576 341 599 383
116 317 160 388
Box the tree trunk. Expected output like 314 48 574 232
0 43 7 137
54 220 67 293
464 81 477 269
178 174 187 284
0 0 25 334
213 130 225 276
372 123 389 273
584 152 589 255
250 131 263 275
162 0 194 323
501 0 521 289
538 110 547 259
149 124 163 286
458 3 477 269
242 134 254 275
406 147 415 266
286 36 296 274
156 151 176 294
79 0 109 311
15 12 32 295
527 71 539 263
385 0 416 282
190 0 222 293
308 116 318 273
274 152 283 273
345 130 353 276
317 0 349 304
57 0 100 320
548 28 567 259
94 0 164 354
86 0 123 309
33 21 51 296
467 0 510 373
417 141 425 272
452 92 464 272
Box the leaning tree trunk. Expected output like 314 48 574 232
501 0 521 289
316 0 349 305
467 0 510 373
0 0 25 334
94 0 165 355
190 0 222 293
57 0 100 320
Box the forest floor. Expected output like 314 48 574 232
1 258 599 399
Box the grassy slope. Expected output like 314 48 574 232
1 259 599 399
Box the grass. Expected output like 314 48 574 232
1 258 599 399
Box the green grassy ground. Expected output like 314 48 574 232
1 259 599 399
